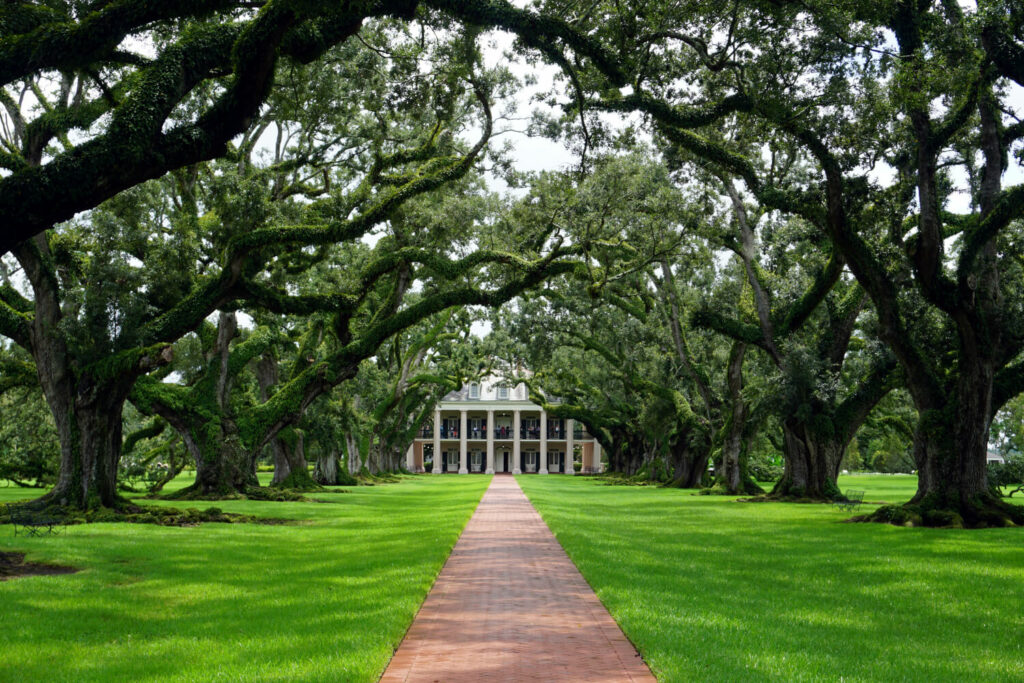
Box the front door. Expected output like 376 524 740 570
501 451 509 473
549 451 563 473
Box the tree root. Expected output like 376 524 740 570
700 476 765 496
5 501 293 526
270 469 323 492
157 485 307 502
855 494 1024 528
738 494 837 503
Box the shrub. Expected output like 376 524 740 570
988 454 1024 497
747 448 783 482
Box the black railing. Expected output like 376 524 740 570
426 423 591 440
437 426 490 439
520 426 541 439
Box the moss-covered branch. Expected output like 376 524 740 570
122 419 167 457
424 0 628 86
958 183 1024 282
593 92 752 130
0 297 31 347
773 250 844 337
0 356 37 393
0 1 388 254
691 309 765 346
0 1 237 85
521 378 616 449
983 20 1024 87
833 354 900 444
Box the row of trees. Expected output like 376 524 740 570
1 11 600 508
2 0 1023 526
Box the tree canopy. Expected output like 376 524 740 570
3 0 1024 527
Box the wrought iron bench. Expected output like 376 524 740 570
833 490 865 512
4 503 64 536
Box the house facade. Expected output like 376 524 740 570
405 377 603 474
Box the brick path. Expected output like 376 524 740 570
380 475 656 682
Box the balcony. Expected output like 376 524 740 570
493 426 513 439
424 423 591 441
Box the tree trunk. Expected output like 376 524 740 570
346 433 362 475
771 418 844 500
387 446 406 472
366 445 381 474
712 343 762 494
605 437 637 476
900 374 1024 527
270 431 318 489
714 431 763 496
270 440 292 484
315 449 339 484
17 235 141 511
313 447 357 486
41 387 130 509
194 434 255 496
164 414 255 498
667 440 708 488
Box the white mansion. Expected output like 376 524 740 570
405 377 604 474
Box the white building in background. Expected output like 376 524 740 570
987 451 1006 465
405 376 603 475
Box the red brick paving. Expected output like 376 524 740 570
380 475 656 682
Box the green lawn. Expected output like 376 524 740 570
518 475 1024 683
0 475 491 683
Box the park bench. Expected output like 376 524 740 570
4 503 64 537
833 490 865 512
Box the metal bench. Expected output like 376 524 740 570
4 503 64 536
833 490 865 512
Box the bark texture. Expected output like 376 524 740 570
771 418 844 500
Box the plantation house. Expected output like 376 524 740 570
405 377 603 475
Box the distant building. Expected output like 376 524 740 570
987 451 1006 465
405 375 603 474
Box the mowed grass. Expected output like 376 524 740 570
0 474 491 683
517 474 1024 683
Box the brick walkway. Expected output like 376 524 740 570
380 475 656 682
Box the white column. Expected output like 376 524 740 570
566 419 575 475
432 408 442 474
539 409 548 474
594 440 603 473
512 409 522 474
486 409 495 474
459 409 468 474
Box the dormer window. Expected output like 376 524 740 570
497 386 509 399
469 383 480 399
